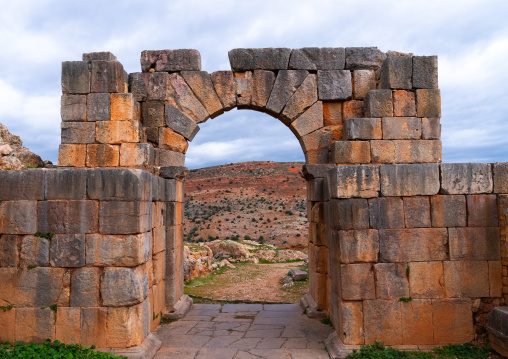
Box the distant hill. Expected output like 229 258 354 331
184 161 308 250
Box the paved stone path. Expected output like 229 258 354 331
153 303 334 359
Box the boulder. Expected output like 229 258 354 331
207 240 250 259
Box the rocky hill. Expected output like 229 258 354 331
184 161 308 250
0 123 48 169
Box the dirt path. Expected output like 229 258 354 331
184 262 308 303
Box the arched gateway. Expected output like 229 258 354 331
0 48 507 357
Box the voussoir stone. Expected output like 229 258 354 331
289 47 345 70
266 70 308 115
228 48 291 71
140 49 201 72
280 73 318 124
211 71 236 110
165 104 200 141
167 73 209 123
180 71 224 118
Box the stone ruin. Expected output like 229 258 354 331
0 47 507 357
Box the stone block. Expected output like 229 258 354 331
489 261 502 297
379 228 448 262
374 263 409 299
421 117 441 139
91 60 124 93
289 47 345 70
0 200 37 234
61 94 87 122
330 198 370 230
81 307 108 348
467 194 499 227
62 61 90 94
152 227 166 255
266 70 308 115
234 72 251 108
167 73 209 123
449 227 500 261
44 168 87 200
86 232 151 267
409 261 445 298
339 301 364 345
364 89 393 117
369 197 405 229
0 169 44 200
341 263 375 300
101 266 148 307
106 300 149 347
380 164 440 196
88 168 151 201
158 127 189 154
165 202 184 226
401 299 433 344
381 55 412 89
181 71 224 117
20 235 49 267
70 267 100 307
345 47 386 70
99 201 151 235
416 89 441 117
87 93 110 122
151 201 165 227
228 48 291 71
494 163 508 193
17 267 69 307
290 101 323 137
250 70 276 110
0 268 18 305
148 72 170 101
329 165 379 198
444 261 489 297
211 71 236 110
86 144 120 167
164 178 182 202
430 195 467 227
110 93 135 121
61 122 95 144
371 139 442 164
440 163 493 194
55 307 81 345
140 49 201 72
0 307 15 343
96 120 140 144
382 117 421 139
0 235 19 267
307 178 325 202
128 72 149 102
119 143 155 168
343 100 365 121
58 144 87 167
50 234 85 267
141 101 164 128
363 300 401 345
83 52 116 62
156 149 186 167
38 200 98 234
413 56 438 89
342 118 381 140
331 141 371 164
280 74 317 124
318 70 352 101
153 250 165 284
403 196 431 228
15 307 55 343
353 70 376 100
323 102 343 126
393 90 416 117
433 299 474 344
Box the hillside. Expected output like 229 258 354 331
184 161 308 250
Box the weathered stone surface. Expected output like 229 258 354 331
416 89 441 117
422 117 441 139
409 262 445 298
364 89 393 117
181 71 224 117
148 72 170 101
343 118 381 140
88 168 151 201
380 164 440 196
99 201 151 235
96 120 140 144
86 144 120 167
140 49 201 72
50 234 85 267
0 201 37 234
101 267 148 307
290 101 323 137
20 235 49 267
70 267 100 307
0 169 44 200
379 228 448 262
251 70 276 109
353 70 376 99
323 102 342 126
15 308 55 343
467 194 499 227
331 141 371 164
371 139 441 164
37 200 98 234
81 307 108 348
374 263 409 299
61 122 95 144
440 163 493 194
62 61 90 94
494 162 508 193
110 93 135 121
329 165 379 198
0 235 19 267
158 128 188 153
234 71 252 108
165 104 200 141
381 55 412 89
435 301 475 347
228 48 291 71
363 300 401 345
128 72 149 102
330 198 370 230
393 90 416 117
17 267 69 307
369 197 405 229
403 196 431 228
156 149 186 167
489 261 502 297
0 268 18 305
401 299 434 344
343 100 365 121
167 73 209 123
91 61 124 93
430 195 466 227
289 47 345 70
159 166 187 180
338 229 379 264
141 101 164 128
106 300 149 347
61 95 87 122
86 232 151 267
339 301 364 345
210 71 236 110
413 56 438 89
87 93 110 122
382 117 421 139
280 74 317 124
266 70 308 115
55 307 81 345
443 261 489 297
341 263 375 300
345 47 386 70
449 227 500 261
0 307 15 343
83 52 116 62
44 169 87 200
318 70 352 101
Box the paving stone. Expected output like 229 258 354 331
381 55 413 89
91 60 124 93
263 303 301 311
379 228 448 262
430 195 466 227
49 234 85 267
345 47 386 70
353 69 376 99
154 347 199 359
222 304 263 313
61 94 87 122
380 164 440 196
211 71 236 110
87 93 110 121
318 70 352 100
289 47 345 70
329 165 380 198
62 61 90 94
167 73 209 123
266 70 308 115
413 56 438 89
364 89 393 117
245 329 282 338
254 337 286 349
181 71 224 117
140 49 201 72
342 118 381 140
440 163 493 194
229 48 291 71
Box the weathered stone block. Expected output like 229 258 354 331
0 268 18 305
128 72 149 102
110 93 135 121
382 117 421 140
265 70 308 115
430 195 466 227
416 89 441 117
0 307 15 343
289 47 345 70
403 196 431 228
62 61 90 94
61 95 87 122
343 100 365 121
148 72 170 101
393 90 416 117
318 70 352 101
331 141 371 165
141 101 164 128
165 202 184 226
181 71 224 117
83 52 117 62
343 118 381 140
433 299 474 344
61 122 95 144
249 70 275 110
20 235 49 267
489 261 502 297
17 267 69 307
140 49 201 72
106 300 149 348
290 101 323 137
228 48 291 71
339 301 364 345
88 168 151 201
409 261 445 298
380 164 440 196
381 56 412 89
345 47 386 70
81 307 108 348
38 200 98 234
86 232 151 267
444 261 489 297
91 61 124 93
494 163 508 194
70 267 100 307
329 165 379 198
449 227 500 261
379 228 448 262
421 117 441 139
341 263 375 300
0 169 44 200
401 299 434 344
55 307 81 345
15 308 55 343
119 143 155 168
99 201 151 235
167 73 209 123
156 149 186 167
307 178 325 202
0 201 37 234
364 89 393 117
234 72 251 108
50 234 85 267
86 144 120 167
44 168 87 200
440 163 493 194
363 300 401 345
371 139 442 164
87 93 110 122
323 102 342 126
280 73 318 124
330 198 370 230
58 144 86 167
369 197 404 229
374 263 409 299
96 120 140 144
211 71 236 111
101 266 148 307
158 128 188 153
413 56 438 89
0 235 19 267
353 70 376 100
467 194 499 227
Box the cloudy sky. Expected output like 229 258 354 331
0 0 506 169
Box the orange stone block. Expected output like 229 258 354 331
432 299 474 344
110 93 135 121
323 102 343 126
106 302 148 348
96 120 140 144
0 308 15 343
15 307 55 343
393 90 416 117
331 141 371 164
81 307 108 348
371 140 441 164
340 300 364 345
153 251 165 284
119 143 154 168
158 127 189 154
489 261 503 297
343 100 364 121
58 144 87 167
409 261 445 298
363 300 402 345
55 307 81 344
443 261 489 298
86 144 120 167
401 299 433 345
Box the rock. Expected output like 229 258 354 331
207 240 250 259
288 268 308 281
0 123 45 169
228 48 291 71
0 144 12 155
